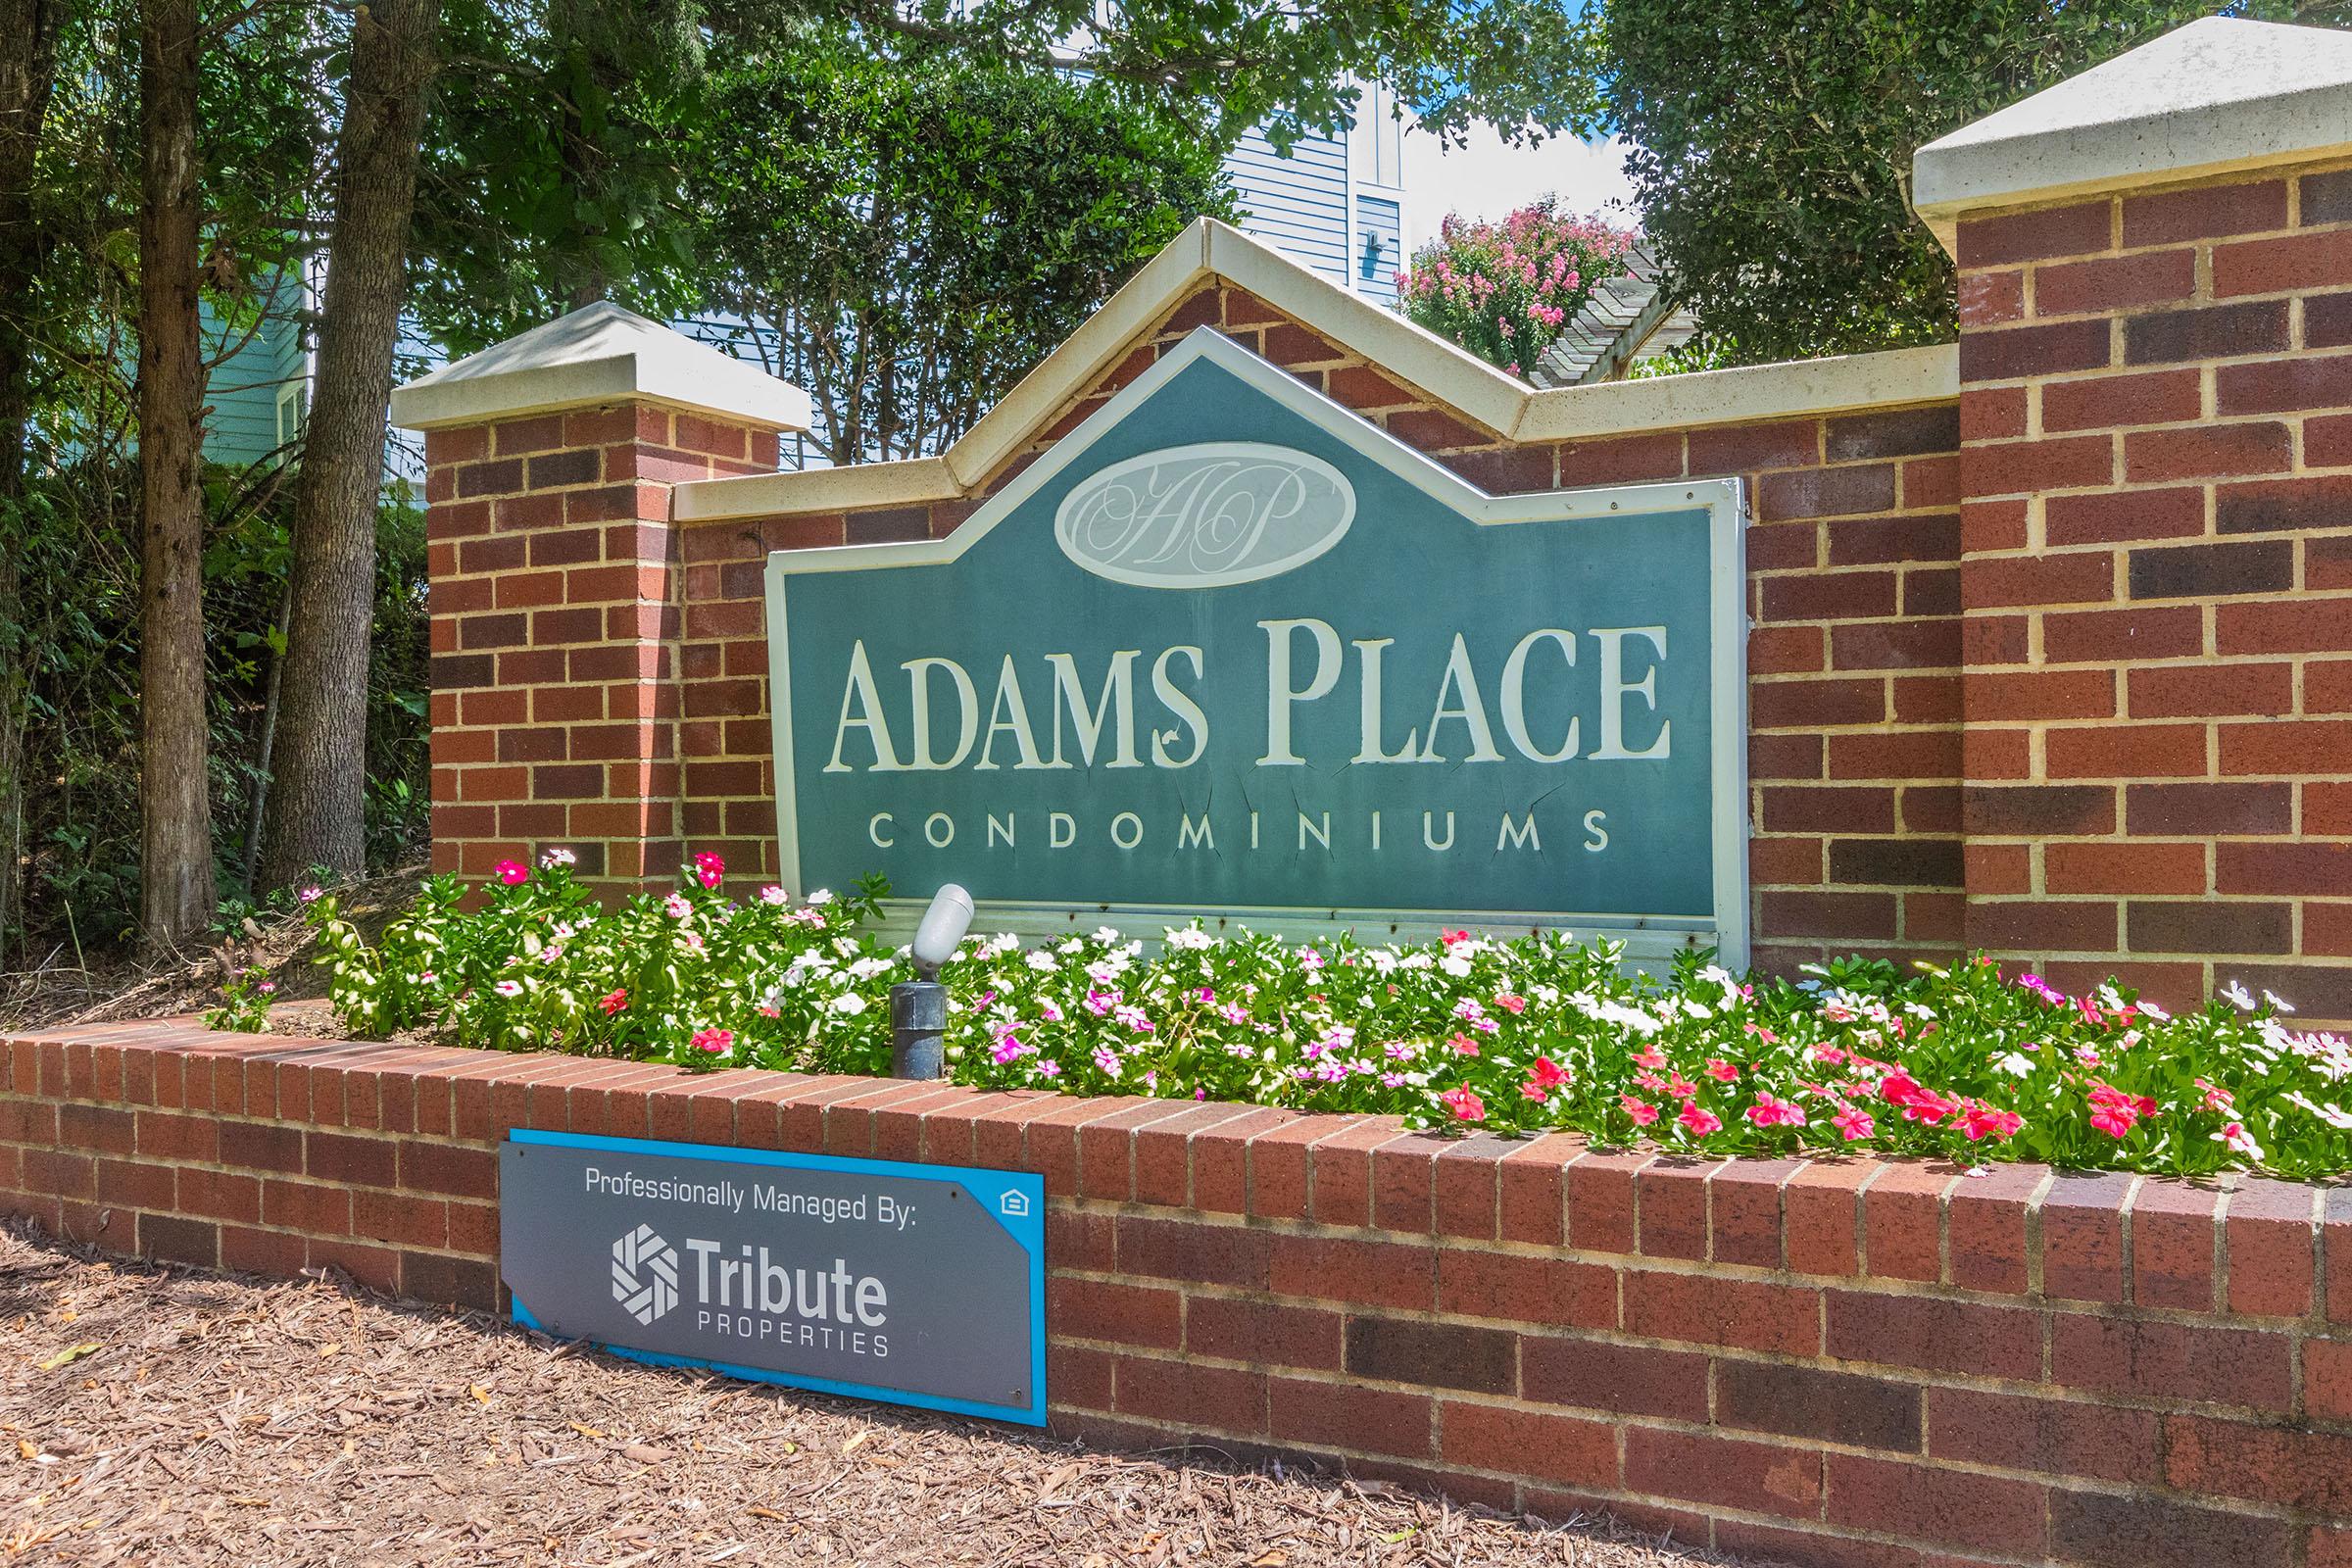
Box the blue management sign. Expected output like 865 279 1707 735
765 328 1747 961
500 1131 1047 1425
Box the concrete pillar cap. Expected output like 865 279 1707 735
391 301 813 433
1913 16 2352 252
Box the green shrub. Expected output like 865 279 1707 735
290 851 2352 1181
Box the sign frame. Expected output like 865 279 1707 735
765 326 1750 967
502 1128 1049 1427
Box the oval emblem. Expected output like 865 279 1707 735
1054 441 1355 588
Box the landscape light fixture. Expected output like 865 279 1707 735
889 884 973 1079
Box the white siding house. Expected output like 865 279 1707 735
1224 81 1409 303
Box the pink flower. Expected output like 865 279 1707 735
1959 1102 2023 1142
598 988 627 1015
689 1028 733 1055
1831 1106 1875 1142
1519 1056 1571 1101
1439 1087 1487 1123
1448 1032 1480 1057
494 859 528 886
1676 1101 1723 1137
1704 1057 1739 1083
1494 993 1527 1014
1881 1073 1960 1124
1744 1094 1806 1129
1633 1045 1667 1071
1621 1095 1659 1126
692 851 725 890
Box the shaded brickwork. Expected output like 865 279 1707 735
423 405 783 886
1954 162 2352 1017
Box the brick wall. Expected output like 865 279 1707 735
632 282 1972 972
1955 160 2352 1017
418 227 2351 1018
424 404 787 887
6 1020 2350 1568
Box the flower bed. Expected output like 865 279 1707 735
267 850 2352 1181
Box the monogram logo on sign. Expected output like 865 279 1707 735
611 1224 678 1324
1054 441 1355 588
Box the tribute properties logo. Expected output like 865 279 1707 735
612 1224 680 1324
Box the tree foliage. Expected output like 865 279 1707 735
1596 0 2342 364
3 0 1609 962
694 51 1236 462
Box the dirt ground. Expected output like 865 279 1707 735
0 1225 1776 1568
0 865 425 1039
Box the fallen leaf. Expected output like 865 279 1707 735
839 1432 867 1457
1249 1552 1287 1567
15 1441 37 1460
567 1421 606 1441
748 1507 787 1521
36 1344 99 1371
467 1385 492 1406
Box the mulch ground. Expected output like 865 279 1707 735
0 1225 1775 1568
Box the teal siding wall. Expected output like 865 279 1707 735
203 273 305 467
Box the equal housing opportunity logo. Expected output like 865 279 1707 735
612 1224 680 1325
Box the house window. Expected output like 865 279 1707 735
275 382 306 447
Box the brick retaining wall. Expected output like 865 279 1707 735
8 1019 2350 1568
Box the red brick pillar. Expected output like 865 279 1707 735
392 305 809 894
1923 22 2352 1018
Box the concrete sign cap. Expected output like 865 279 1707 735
390 300 814 433
1912 17 2352 250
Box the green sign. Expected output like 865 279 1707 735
765 329 1747 962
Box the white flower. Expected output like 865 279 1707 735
2213 1123 2266 1160
1996 1052 2035 1078
494 979 524 998
2224 980 2257 1011
759 885 789 905
1024 950 1059 973
848 956 893 981
1165 925 1214 951
830 993 868 1016
539 847 576 868
806 888 833 905
1093 926 1123 944
2135 999 2171 1022
1439 955 1472 978
2264 989 2297 1014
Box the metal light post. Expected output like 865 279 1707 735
889 884 973 1080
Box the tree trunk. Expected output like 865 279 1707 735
136 0 217 949
0 0 66 964
259 0 441 892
